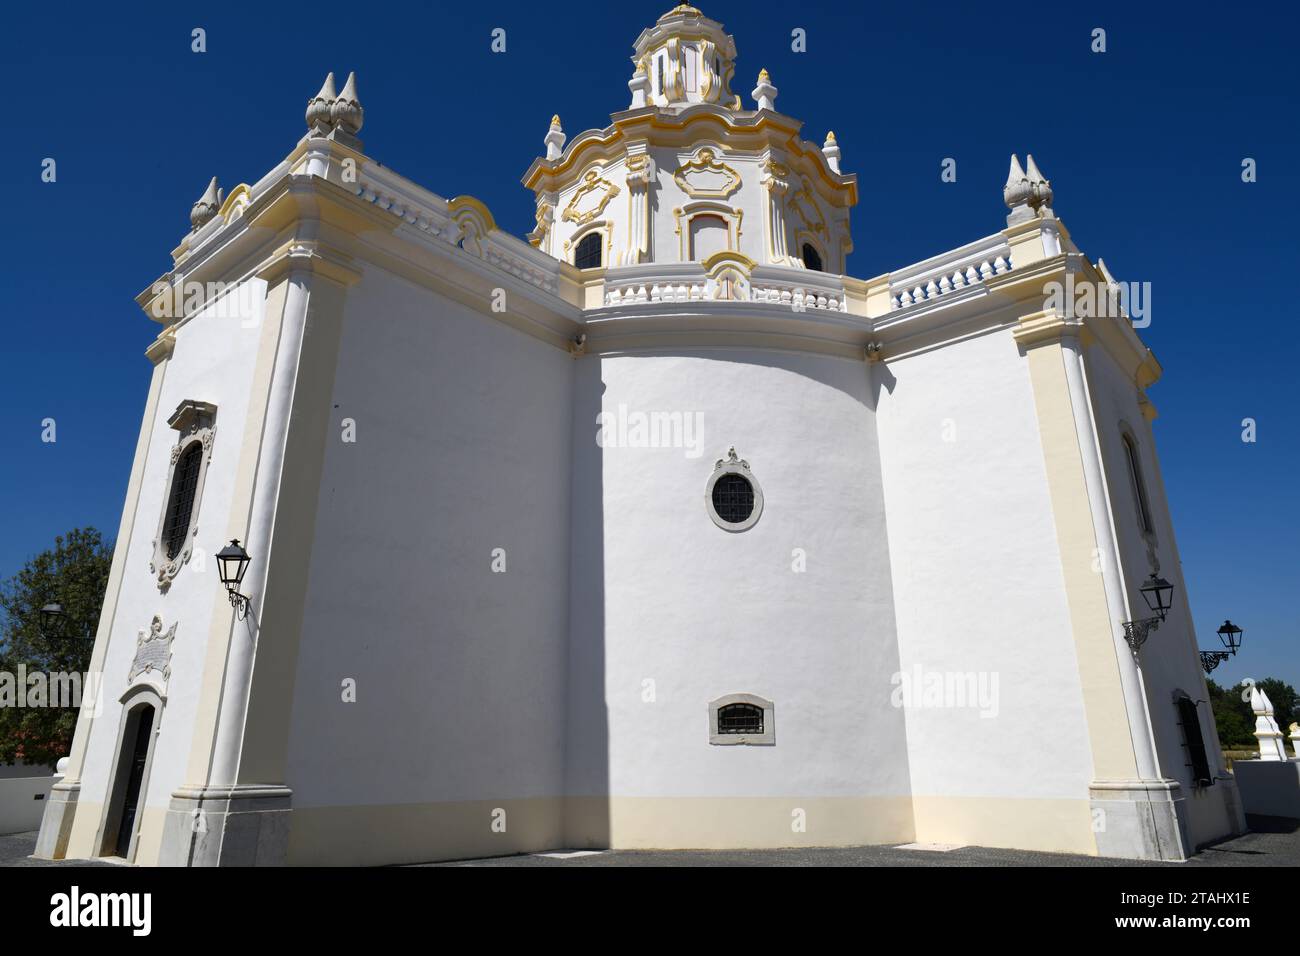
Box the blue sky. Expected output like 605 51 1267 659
2 1 1295 688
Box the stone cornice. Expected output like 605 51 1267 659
522 105 856 206
994 255 1162 388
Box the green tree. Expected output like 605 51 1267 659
1206 678 1254 748
0 528 112 768
1206 676 1300 749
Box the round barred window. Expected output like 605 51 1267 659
705 447 763 532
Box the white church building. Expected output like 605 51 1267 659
37 4 1244 865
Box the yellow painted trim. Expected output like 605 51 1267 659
672 146 742 198
1019 332 1140 786
446 195 498 233
217 183 252 223
674 200 743 260
911 796 1097 855
524 112 856 206
701 249 756 273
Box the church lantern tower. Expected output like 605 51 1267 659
523 4 857 296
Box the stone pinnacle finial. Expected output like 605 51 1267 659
306 72 336 133
545 115 566 161
1025 153 1053 213
1003 154 1035 225
190 176 223 230
822 131 841 174
330 72 364 135
752 68 777 111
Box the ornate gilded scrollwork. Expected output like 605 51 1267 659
562 169 622 226
789 182 827 236
673 148 742 199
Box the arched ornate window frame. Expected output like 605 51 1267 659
572 230 606 271
705 445 763 532
151 400 217 591
709 692 775 745
795 230 828 273
564 220 613 273
95 684 165 862
674 200 743 261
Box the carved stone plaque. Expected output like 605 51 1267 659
128 615 176 685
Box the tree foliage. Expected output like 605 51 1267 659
0 528 113 768
1206 676 1300 749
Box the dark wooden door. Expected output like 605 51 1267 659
114 705 154 858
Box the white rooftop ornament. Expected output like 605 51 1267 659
752 68 777 111
306 72 336 133
1025 153 1054 219
189 176 224 230
1003 154 1035 225
545 115 566 161
822 131 841 174
331 72 364 135
1242 679 1288 761
628 60 651 110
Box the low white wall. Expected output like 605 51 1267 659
0 769 54 835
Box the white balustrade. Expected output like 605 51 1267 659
888 235 1013 310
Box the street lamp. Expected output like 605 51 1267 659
1139 573 1174 622
38 602 92 641
39 603 69 640
216 539 252 619
1122 573 1175 652
1200 620 1244 674
1216 620 1243 653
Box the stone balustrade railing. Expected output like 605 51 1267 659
888 234 1013 310
603 263 847 311
353 164 563 297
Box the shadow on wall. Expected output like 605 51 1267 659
564 371 610 847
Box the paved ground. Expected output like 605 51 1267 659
4 816 1296 867
0 831 114 867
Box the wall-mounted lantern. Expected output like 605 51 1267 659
1122 573 1175 651
216 539 252 620
1200 619 1244 674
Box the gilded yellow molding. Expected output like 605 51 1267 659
672 147 742 198
673 200 742 259
561 169 622 226
524 112 856 206
789 183 826 236
218 184 252 223
446 195 498 233
701 248 756 273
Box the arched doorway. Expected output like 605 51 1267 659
99 692 161 861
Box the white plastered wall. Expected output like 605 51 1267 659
874 326 1099 854
565 349 914 849
69 279 269 863
282 264 574 865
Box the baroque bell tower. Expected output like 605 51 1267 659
523 3 857 301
